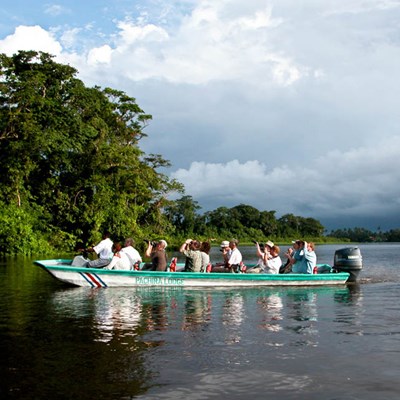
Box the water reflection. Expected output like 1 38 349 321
92 290 143 343
334 284 365 336
8 280 361 399
256 293 283 332
334 283 363 304
181 291 212 331
285 290 319 347
49 286 355 343
222 292 245 327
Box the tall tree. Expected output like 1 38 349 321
0 51 183 251
163 195 201 235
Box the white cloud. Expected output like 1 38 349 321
322 0 400 15
0 25 62 55
87 45 113 65
0 2 308 86
171 136 400 220
76 2 305 86
116 19 169 45
59 27 81 49
44 4 70 17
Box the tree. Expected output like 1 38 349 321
163 195 201 236
298 217 324 237
259 210 278 236
203 207 233 236
385 229 400 242
328 227 374 242
230 204 260 229
0 51 183 252
277 213 300 237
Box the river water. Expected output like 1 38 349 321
1 243 400 399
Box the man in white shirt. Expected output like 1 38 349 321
227 239 242 273
105 238 142 270
86 231 114 268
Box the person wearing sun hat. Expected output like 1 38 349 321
248 239 281 274
263 240 275 260
220 240 231 260
253 239 274 262
220 240 229 248
249 243 282 274
211 240 231 271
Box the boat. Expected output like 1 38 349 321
34 246 362 288
34 259 350 288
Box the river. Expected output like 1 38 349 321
1 243 399 399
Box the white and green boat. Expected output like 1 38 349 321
34 247 362 288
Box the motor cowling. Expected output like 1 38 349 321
333 247 362 282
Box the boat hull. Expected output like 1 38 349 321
34 259 350 288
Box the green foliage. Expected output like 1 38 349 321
385 229 400 242
0 51 183 253
164 200 325 245
0 203 53 254
327 227 375 242
163 195 200 235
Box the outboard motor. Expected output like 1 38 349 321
333 247 362 283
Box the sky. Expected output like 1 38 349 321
1 0 400 231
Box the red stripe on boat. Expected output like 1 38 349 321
86 273 103 288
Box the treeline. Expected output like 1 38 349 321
0 51 397 255
163 196 324 242
327 227 400 243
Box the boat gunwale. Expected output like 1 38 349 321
34 259 350 282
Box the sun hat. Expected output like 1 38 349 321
220 240 229 247
265 240 274 248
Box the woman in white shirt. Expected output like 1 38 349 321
249 243 282 274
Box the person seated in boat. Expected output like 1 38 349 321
280 240 301 274
248 244 282 274
120 238 142 269
113 241 122 253
264 240 275 254
180 239 202 272
200 241 211 272
292 241 316 274
210 240 230 272
142 240 168 271
82 231 114 268
216 240 231 263
253 239 274 262
226 239 242 273
104 238 142 271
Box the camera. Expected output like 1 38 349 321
144 239 157 246
253 240 265 250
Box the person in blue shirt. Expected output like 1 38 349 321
292 241 316 274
